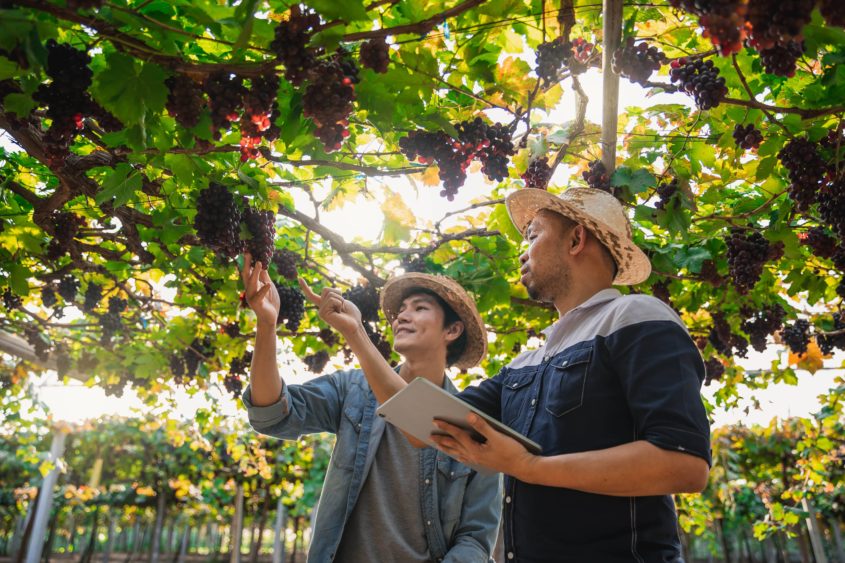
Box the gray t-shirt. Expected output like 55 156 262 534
334 424 434 562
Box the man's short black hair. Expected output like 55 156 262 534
399 288 468 367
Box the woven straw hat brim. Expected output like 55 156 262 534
506 188 652 285
380 273 487 369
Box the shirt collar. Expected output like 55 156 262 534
541 288 622 336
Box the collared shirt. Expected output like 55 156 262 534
242 368 502 563
460 289 711 563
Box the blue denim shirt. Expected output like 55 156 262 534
242 368 502 563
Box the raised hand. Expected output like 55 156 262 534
298 278 363 338
240 253 280 328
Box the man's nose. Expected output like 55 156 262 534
519 250 529 264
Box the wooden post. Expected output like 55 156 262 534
272 498 286 563
24 426 68 563
230 484 245 563
802 498 829 563
102 512 117 563
150 491 167 563
600 0 623 172
828 517 845 563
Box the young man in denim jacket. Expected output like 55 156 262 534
240 256 501 563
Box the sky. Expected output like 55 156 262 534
3 65 842 432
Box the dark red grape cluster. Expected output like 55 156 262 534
669 0 747 55
709 312 749 357
243 207 276 269
741 304 785 352
777 137 826 211
82 282 102 312
699 259 726 286
703 357 726 385
302 57 357 152
535 37 571 84
182 336 212 380
2 289 20 311
222 322 241 338
820 0 845 27
655 178 680 210
363 322 392 361
401 256 429 273
800 227 838 259
611 39 667 85
817 312 845 354
58 275 79 303
100 297 126 345
223 373 244 398
669 58 728 110
570 38 594 66
46 211 85 260
522 157 552 189
650 280 672 304
759 40 805 77
477 122 515 182
276 284 306 332
165 74 204 129
272 249 300 281
194 183 243 260
343 284 380 323
583 160 612 192
360 38 390 73
240 74 279 161
229 350 252 377
304 350 330 373
41 285 58 309
726 229 770 293
780 319 811 355
746 0 813 51
733 124 764 150
33 40 94 165
203 71 246 135
817 178 845 240
270 5 323 86
318 327 338 347
24 326 50 360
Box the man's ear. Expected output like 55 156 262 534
570 225 588 253
445 321 465 344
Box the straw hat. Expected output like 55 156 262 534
380 273 487 369
506 187 652 285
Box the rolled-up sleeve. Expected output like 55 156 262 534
605 320 712 465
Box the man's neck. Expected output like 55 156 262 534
397 356 447 386
553 281 613 318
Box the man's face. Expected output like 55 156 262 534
519 210 573 302
391 292 451 357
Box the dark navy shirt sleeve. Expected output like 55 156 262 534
457 366 507 420
604 320 712 465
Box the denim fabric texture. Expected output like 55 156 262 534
242 368 502 563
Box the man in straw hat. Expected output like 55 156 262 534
341 187 712 562
239 254 501 563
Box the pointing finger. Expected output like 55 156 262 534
298 277 321 306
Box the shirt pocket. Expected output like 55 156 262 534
501 367 536 427
332 403 363 470
545 346 593 417
436 454 472 525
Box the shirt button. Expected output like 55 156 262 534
507 552 514 559
425 479 430 485
560 360 568 367
530 398 536 407
505 496 512 503
450 471 455 476
427 520 431 526
511 383 518 388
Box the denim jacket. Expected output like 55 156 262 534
242 368 502 563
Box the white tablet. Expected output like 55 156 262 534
375 377 543 460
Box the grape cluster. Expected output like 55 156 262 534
571 38 594 67
184 336 212 380
343 285 380 323
302 58 356 152
726 229 771 293
703 357 726 385
817 313 845 354
223 373 244 398
817 178 845 240
41 285 58 309
535 37 571 84
669 58 728 110
243 206 276 269
165 74 204 129
611 40 667 85
33 40 94 164
272 249 300 281
270 5 323 85
651 280 672 304
100 296 128 345
477 122 514 182
363 322 392 361
780 319 811 355
58 275 79 303
655 178 680 211
203 72 246 135
733 124 764 150
746 0 813 51
2 289 20 311
229 350 252 377
82 282 102 312
709 312 749 358
222 322 240 338
522 157 552 189
820 0 845 27
778 137 826 211
801 227 838 259
759 40 804 77
304 350 330 373
318 327 339 347
360 38 390 73
24 326 50 360
699 259 726 286
46 211 85 260
583 160 612 192
194 183 243 260
277 284 306 332
399 130 470 200
240 74 279 161
741 304 785 352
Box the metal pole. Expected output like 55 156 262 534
24 426 68 563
